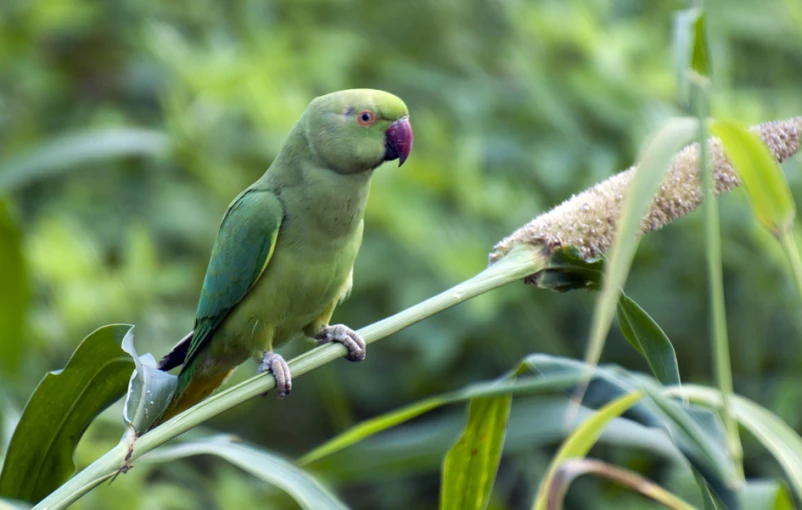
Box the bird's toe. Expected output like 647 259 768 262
316 324 366 362
258 351 292 399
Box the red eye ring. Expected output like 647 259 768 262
357 110 375 126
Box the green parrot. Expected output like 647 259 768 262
153 89 412 427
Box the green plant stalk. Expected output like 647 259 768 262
780 230 802 300
693 78 743 481
33 244 547 510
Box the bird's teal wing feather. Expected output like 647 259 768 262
181 189 283 371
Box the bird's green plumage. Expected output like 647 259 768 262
155 89 410 425
176 189 283 398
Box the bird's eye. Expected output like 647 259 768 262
357 110 375 126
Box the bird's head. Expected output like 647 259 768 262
304 89 413 174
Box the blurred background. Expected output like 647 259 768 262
1 0 802 508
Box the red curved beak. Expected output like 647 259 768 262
384 116 413 167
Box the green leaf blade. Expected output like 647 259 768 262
616 294 681 386
526 354 739 507
691 13 711 77
711 120 796 236
142 435 348 510
533 391 645 510
671 385 802 502
440 396 512 510
299 397 447 466
300 372 580 467
739 481 794 510
581 117 697 394
0 325 135 503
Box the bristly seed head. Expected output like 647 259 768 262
489 117 802 264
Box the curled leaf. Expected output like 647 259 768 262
122 330 177 435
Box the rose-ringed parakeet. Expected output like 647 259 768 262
152 89 412 427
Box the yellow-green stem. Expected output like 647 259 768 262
694 78 744 481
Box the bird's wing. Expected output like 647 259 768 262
181 188 283 371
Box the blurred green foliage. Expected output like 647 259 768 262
1 0 801 508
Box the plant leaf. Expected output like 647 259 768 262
526 354 738 508
141 435 348 510
0 325 135 503
0 201 28 379
545 459 696 510
638 378 737 508
691 13 711 77
122 330 177 435
0 129 169 193
530 245 604 292
299 372 580 466
440 396 512 510
533 391 644 509
670 384 802 503
309 394 684 484
711 120 796 237
580 117 697 398
616 293 681 386
739 480 794 510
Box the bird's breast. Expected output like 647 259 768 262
228 166 370 349
232 217 363 346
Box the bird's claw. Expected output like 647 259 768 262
258 351 292 399
316 324 367 362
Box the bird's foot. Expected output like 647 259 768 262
315 324 366 362
258 351 292 399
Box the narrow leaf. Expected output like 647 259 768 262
526 354 739 508
711 120 796 237
0 325 135 503
699 98 743 481
580 118 697 398
616 294 680 386
670 385 802 502
311 395 683 484
440 396 512 510
299 373 579 466
142 435 348 510
691 13 711 77
634 376 737 496
533 391 645 510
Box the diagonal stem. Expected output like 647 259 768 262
34 245 546 510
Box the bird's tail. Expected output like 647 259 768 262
149 367 235 430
